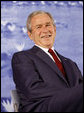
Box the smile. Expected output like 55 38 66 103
41 35 52 38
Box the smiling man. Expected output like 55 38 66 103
12 11 83 112
27 12 56 49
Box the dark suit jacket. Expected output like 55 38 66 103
12 46 83 112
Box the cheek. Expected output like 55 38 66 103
33 32 41 41
32 32 38 38
49 27 55 34
34 31 40 37
52 29 56 36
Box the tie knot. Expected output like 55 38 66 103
48 48 54 55
48 48 53 53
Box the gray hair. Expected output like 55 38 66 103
26 10 55 32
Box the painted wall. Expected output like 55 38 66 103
1 1 83 112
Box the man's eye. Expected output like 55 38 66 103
46 24 51 27
36 26 41 29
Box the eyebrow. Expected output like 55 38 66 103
34 22 52 27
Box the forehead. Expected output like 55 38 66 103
31 14 52 26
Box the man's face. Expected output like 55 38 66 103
28 13 56 48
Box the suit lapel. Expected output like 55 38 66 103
36 49 61 75
58 53 76 87
34 46 69 86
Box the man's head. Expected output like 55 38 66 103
27 10 56 49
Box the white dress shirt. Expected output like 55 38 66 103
35 44 61 62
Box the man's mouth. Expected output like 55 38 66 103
41 35 52 38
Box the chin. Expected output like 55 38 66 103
46 44 52 48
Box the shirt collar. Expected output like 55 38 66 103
35 44 61 62
35 44 55 52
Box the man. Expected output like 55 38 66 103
12 11 83 112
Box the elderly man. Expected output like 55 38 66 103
12 11 83 112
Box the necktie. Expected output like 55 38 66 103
48 48 66 77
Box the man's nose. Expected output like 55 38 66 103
42 25 48 32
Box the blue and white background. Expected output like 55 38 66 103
1 1 83 112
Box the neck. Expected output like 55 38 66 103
35 44 53 49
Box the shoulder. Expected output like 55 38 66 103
58 52 82 75
56 51 74 62
12 45 40 58
56 51 78 66
12 49 29 58
12 48 33 64
11 45 40 64
12 50 28 58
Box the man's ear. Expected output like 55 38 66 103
54 26 56 35
54 25 56 32
27 31 33 40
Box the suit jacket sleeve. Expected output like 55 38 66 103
11 52 83 112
